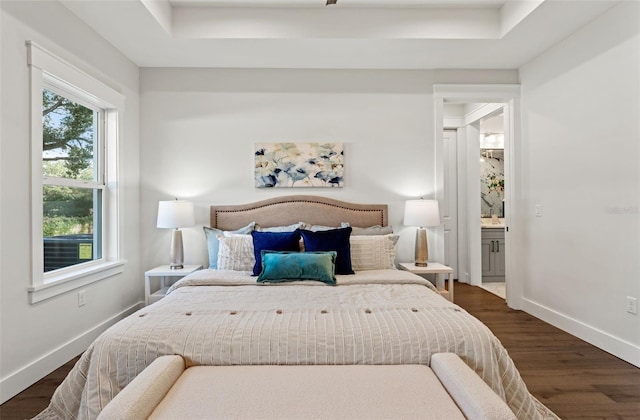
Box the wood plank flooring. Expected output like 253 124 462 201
0 356 80 419
454 282 640 419
1 282 639 419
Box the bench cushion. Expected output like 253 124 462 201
99 354 516 420
150 364 464 420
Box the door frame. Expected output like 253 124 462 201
442 130 458 279
433 84 522 310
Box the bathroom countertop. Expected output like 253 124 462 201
481 218 505 229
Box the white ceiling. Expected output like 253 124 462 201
58 0 619 69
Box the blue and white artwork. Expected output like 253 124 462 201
255 143 344 188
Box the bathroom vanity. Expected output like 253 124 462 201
481 222 505 282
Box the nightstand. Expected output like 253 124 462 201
398 262 454 302
144 265 202 305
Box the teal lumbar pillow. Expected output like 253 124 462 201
257 251 337 285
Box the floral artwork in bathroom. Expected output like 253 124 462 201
480 149 504 217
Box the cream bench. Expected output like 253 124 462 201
98 353 516 420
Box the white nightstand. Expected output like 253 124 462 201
144 265 202 305
398 262 455 302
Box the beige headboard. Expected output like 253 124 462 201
210 195 387 231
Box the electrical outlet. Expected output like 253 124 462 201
627 296 637 315
78 290 86 307
535 204 542 217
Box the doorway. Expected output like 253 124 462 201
442 104 507 299
478 112 506 299
434 84 523 310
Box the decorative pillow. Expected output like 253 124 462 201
350 234 399 271
350 225 394 236
255 222 308 232
306 222 350 232
203 222 255 269
251 230 302 275
257 251 337 285
217 235 255 271
300 227 354 275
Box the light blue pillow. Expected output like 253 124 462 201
257 251 337 285
203 222 255 269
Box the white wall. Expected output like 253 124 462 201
519 1 640 365
0 1 141 402
139 68 518 272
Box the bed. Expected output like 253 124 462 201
35 195 556 420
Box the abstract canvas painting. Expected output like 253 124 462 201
255 143 344 188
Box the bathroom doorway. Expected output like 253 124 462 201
434 84 523 309
478 113 506 299
440 103 507 300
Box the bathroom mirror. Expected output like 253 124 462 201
480 149 504 218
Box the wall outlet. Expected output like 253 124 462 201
535 204 542 217
78 290 86 307
627 296 637 315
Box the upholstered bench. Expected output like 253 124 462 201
98 353 516 420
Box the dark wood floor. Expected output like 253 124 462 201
0 355 80 420
1 282 639 419
454 283 640 419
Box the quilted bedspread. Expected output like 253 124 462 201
35 269 556 419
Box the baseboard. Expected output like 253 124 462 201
0 301 144 404
522 298 640 368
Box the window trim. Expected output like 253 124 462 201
27 41 126 304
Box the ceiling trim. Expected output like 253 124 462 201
141 0 173 34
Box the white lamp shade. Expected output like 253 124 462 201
404 199 440 227
157 200 195 229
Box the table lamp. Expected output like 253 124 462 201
157 199 195 269
404 199 440 267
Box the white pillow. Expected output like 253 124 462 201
350 234 399 271
350 225 393 236
255 222 308 232
217 235 255 271
305 222 350 232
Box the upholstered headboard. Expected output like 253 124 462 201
210 195 387 231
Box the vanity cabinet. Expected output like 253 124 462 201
481 228 505 281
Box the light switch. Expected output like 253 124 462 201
535 204 542 217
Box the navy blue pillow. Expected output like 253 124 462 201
300 227 355 275
251 230 302 275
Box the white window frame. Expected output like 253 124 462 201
27 42 125 304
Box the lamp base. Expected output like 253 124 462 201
414 227 429 267
169 229 185 270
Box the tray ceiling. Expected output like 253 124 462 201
58 0 619 69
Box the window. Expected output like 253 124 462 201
42 87 103 272
27 42 125 303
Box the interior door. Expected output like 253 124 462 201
443 130 458 278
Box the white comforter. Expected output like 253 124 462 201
35 269 555 419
